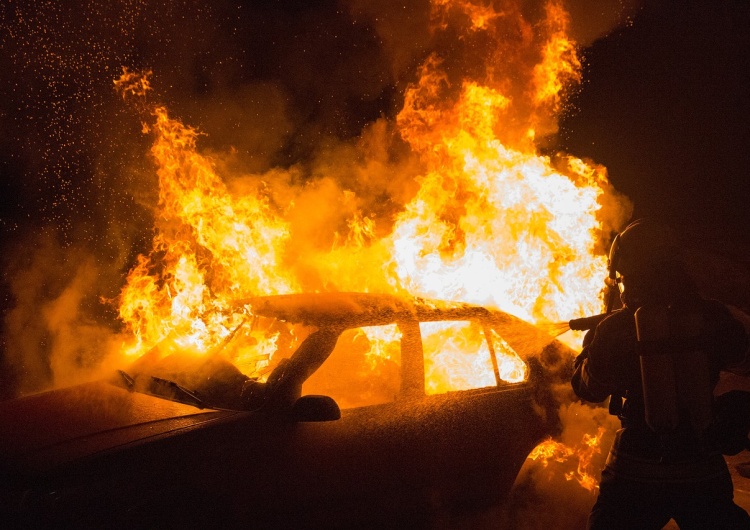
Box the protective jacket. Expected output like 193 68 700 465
572 296 749 481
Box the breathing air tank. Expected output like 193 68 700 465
670 305 713 431
635 304 679 432
635 304 713 434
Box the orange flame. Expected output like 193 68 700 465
391 61 609 323
114 66 152 100
528 426 607 491
117 103 295 359
113 0 631 392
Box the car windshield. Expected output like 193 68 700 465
116 314 317 411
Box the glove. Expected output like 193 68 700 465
573 350 589 370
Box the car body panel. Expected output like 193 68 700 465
0 381 231 474
0 293 574 528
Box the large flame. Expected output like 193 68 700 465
116 101 296 358
114 1 629 397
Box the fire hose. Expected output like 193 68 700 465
568 313 609 332
547 280 621 336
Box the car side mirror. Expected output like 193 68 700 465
291 395 341 422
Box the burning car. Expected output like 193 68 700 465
0 292 574 528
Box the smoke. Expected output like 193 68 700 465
1 233 129 397
563 0 643 46
0 5 644 528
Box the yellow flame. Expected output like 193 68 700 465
112 0 630 394
532 2 582 115
357 325 402 368
528 427 606 491
117 100 295 364
392 75 608 324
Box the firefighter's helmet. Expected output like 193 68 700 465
608 219 680 280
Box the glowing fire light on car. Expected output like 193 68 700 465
111 1 631 487
113 1 627 385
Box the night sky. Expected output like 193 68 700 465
2 1 747 254
1 0 749 397
559 0 750 249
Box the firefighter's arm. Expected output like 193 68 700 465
572 354 611 403
725 305 750 376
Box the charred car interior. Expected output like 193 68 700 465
0 293 574 529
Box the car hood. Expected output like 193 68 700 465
0 380 235 474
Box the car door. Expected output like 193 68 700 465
288 317 553 525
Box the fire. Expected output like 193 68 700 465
114 66 152 100
422 321 527 393
112 0 630 396
113 92 296 358
392 74 607 323
533 2 582 113
357 325 402 369
528 427 607 491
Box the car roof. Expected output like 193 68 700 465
238 292 494 329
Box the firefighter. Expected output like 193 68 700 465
572 218 750 529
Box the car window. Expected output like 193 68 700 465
122 310 529 411
421 320 527 395
421 320 495 394
486 327 527 383
302 324 402 409
302 318 528 408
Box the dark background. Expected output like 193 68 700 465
559 0 750 253
3 0 748 252
1 0 749 398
